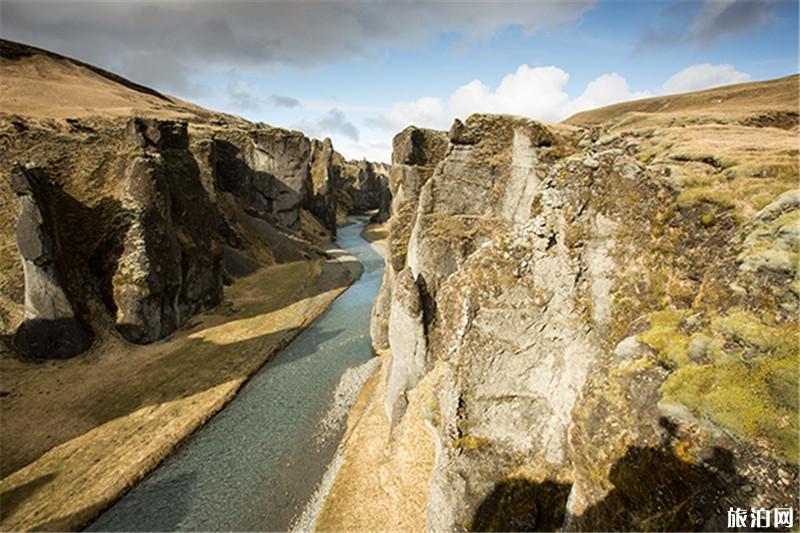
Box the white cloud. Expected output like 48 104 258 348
450 66 573 121
661 63 752 94
372 62 753 133
567 73 651 115
374 65 648 131
334 138 393 164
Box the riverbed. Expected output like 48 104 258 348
87 217 383 532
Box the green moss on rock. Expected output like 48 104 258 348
638 310 691 368
659 308 799 464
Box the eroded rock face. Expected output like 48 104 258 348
113 118 222 344
11 165 91 358
385 267 427 423
370 126 448 352
372 113 799 531
338 159 392 222
248 127 311 229
126 117 189 150
2 111 351 357
207 126 343 235
308 138 338 235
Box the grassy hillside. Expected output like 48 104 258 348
0 39 234 121
565 74 799 127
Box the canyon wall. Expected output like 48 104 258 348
1 108 385 358
335 157 392 224
366 112 798 531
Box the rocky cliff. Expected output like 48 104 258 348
0 39 385 359
335 157 392 224
342 76 799 531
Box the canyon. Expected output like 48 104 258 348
0 37 798 532
0 39 389 531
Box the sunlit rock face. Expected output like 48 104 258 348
373 113 798 531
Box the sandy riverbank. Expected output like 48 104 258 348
0 252 360 532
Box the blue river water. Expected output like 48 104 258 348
87 217 383 532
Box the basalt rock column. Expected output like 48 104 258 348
112 118 223 344
11 165 91 358
309 138 339 235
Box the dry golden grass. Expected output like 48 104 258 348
0 257 356 532
565 75 799 127
315 353 437 532
640 124 798 219
566 75 799 223
0 41 217 121
361 222 388 246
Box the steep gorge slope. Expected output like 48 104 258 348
0 39 394 531
0 39 388 359
321 76 799 531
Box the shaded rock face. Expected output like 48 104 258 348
126 117 189 150
249 128 312 229
11 165 91 358
338 159 392 223
373 114 799 531
112 118 223 344
308 138 338 235
208 127 341 234
2 113 347 358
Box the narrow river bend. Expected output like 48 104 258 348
88 217 384 532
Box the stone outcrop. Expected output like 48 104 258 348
337 158 392 223
209 126 312 231
308 138 339 235
370 126 448 355
112 118 223 344
369 113 799 531
207 127 344 236
11 165 91 358
2 114 354 356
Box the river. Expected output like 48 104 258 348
87 217 383 532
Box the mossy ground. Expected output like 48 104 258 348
571 81 800 478
638 307 799 464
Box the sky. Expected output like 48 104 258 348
1 0 797 162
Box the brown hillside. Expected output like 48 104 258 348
564 74 799 127
0 39 233 121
